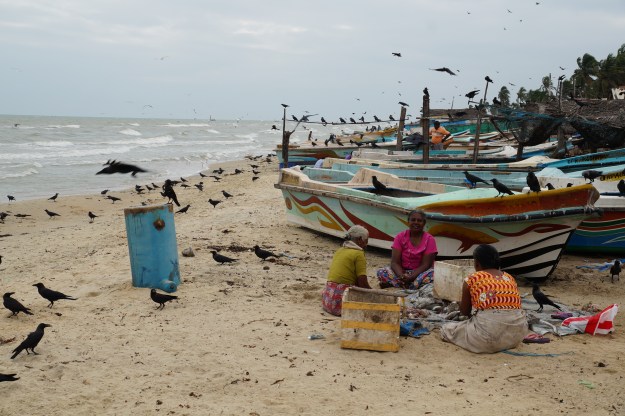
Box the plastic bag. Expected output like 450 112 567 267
562 304 618 335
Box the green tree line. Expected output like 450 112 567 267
496 43 625 107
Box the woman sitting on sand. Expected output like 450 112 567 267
440 244 528 354
321 225 371 316
377 209 437 289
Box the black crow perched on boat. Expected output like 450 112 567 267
3 292 34 316
373 115 382 122
339 117 347 124
492 97 501 106
491 179 514 197
526 171 541 193
211 251 238 264
532 284 561 312
430 67 456 76
11 323 51 359
389 115 396 121
463 171 489 188
545 183 556 190
372 175 388 192
582 170 602 183
321 117 327 125
609 260 621 283
150 289 178 310
349 117 357 124
617 179 625 196
96 160 148 177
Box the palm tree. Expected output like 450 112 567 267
516 87 527 106
572 53 599 98
497 86 511 106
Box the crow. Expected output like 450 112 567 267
373 115 382 122
349 117 357 124
3 292 34 316
161 179 180 207
96 161 148 176
392 52 401 57
0 373 19 382
254 245 279 261
398 101 409 107
463 171 489 188
389 115 396 121
567 183 573 187
281 103 289 108
545 183 555 190
44 209 60 218
210 175 221 181
234 169 244 174
194 183 204 191
491 179 514 197
48 193 59 202
213 168 224 175
252 176 259 181
11 323 51 359
199 172 207 178
465 89 480 99
532 284 561 312
423 87 429 97
609 260 621 283
291 115 299 122
106 195 121 203
150 289 178 310
7 195 15 202
100 189 109 195
372 175 387 192
211 251 238 264
492 97 501 106
617 179 625 196
321 117 327 125
485 76 493 83
336 139 344 146
33 283 77 308
526 171 541 193
339 118 347 124
430 67 456 76
176 204 190 214
208 198 222 208
582 170 602 183
180 177 187 183
88 211 98 223
222 190 233 199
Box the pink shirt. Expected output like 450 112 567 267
391 230 437 270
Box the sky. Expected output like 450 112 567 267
1 0 624 121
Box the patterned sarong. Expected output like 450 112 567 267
376 267 434 290
321 281 351 316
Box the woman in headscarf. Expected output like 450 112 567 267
321 225 371 316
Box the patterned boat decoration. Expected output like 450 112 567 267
275 168 600 282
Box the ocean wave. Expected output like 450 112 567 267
205 129 220 134
0 146 133 160
45 124 80 129
107 135 174 146
161 123 212 128
0 167 39 179
119 128 142 136
32 140 74 147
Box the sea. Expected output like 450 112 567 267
0 114 344 201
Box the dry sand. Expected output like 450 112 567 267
1 158 624 415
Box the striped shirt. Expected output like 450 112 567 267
465 271 522 310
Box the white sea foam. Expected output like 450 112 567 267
119 128 142 136
205 129 220 134
0 167 38 179
45 124 80 129
161 123 212 128
32 140 74 147
107 135 173 146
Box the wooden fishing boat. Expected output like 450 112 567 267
275 168 599 281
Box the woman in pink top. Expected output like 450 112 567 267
377 209 438 289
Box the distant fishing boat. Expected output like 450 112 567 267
275 167 599 281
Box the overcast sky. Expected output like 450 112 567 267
1 0 623 121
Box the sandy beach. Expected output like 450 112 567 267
1 158 625 416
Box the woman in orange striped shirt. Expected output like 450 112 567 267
440 244 528 353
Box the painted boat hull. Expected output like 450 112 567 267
275 168 599 281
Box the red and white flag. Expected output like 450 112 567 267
563 304 618 335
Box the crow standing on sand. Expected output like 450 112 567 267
176 204 191 214
0 373 19 382
88 211 98 223
211 251 238 264
254 245 279 261
609 260 621 283
44 209 60 218
7 195 15 202
532 284 561 312
161 179 180 207
150 289 178 310
491 179 514 197
48 193 59 202
11 323 51 359
222 190 233 199
33 283 77 308
526 171 541 193
3 292 34 316
106 195 121 204
96 160 148 176
208 198 222 208
463 171 489 188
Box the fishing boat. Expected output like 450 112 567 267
275 167 599 281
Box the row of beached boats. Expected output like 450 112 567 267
273 138 625 282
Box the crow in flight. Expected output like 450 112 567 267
96 160 148 177
11 323 51 359
430 67 456 76
33 283 77 308
150 289 178 310
392 52 401 57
